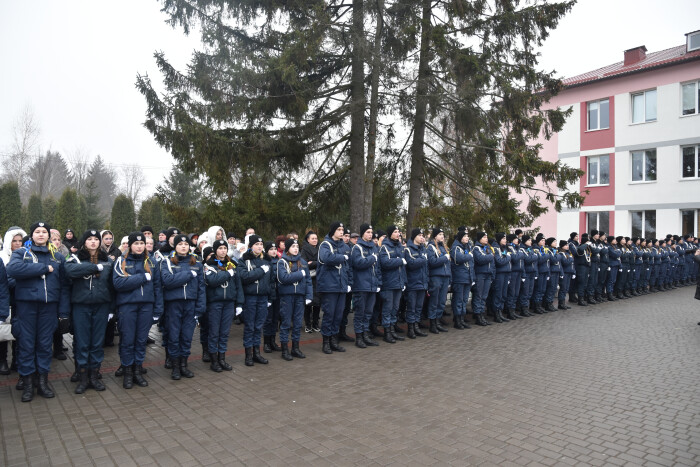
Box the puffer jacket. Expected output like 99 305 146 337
379 238 406 290
64 249 115 306
404 240 428 291
450 241 473 284
351 239 381 293
112 252 164 318
7 243 70 317
316 236 350 293
204 257 244 305
239 250 276 298
276 253 313 299
427 241 451 278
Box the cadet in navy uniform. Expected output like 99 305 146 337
606 236 622 300
350 224 382 347
569 232 591 307
379 225 407 343
557 240 574 310
587 230 601 303
403 228 428 338
597 232 609 302
317 222 351 354
471 232 494 326
490 233 513 322
543 237 559 312
203 240 244 372
64 230 114 393
263 241 282 353
239 235 276 365
518 235 536 317
113 232 163 389
276 238 313 360
450 231 473 330
7 222 70 402
532 235 549 314
505 234 525 320
426 228 451 333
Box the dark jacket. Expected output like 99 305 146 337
64 249 115 306
204 258 245 305
6 244 70 317
239 250 276 298
316 236 350 293
559 251 575 274
351 239 381 293
569 240 591 267
112 252 164 318
493 244 512 274
536 247 551 275
523 247 537 277
427 241 451 278
161 254 206 318
472 244 495 275
450 241 473 284
379 238 406 290
0 261 9 321
276 253 313 299
404 240 428 291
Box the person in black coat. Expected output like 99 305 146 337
301 231 320 332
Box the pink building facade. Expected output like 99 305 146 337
529 31 700 239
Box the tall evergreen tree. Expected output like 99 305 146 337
83 178 105 229
55 188 82 234
26 193 43 226
138 195 168 233
0 181 22 234
87 155 117 217
110 194 136 239
25 150 72 200
41 196 57 226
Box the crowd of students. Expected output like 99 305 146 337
0 221 698 403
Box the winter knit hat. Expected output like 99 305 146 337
495 232 506 243
431 227 444 239
165 227 180 239
328 221 344 238
410 228 423 241
376 229 387 239
615 236 623 243
285 238 299 252
569 232 578 240
386 225 400 237
211 239 228 252
360 223 373 237
454 232 468 244
202 246 213 260
172 234 191 248
535 233 545 242
79 229 101 248
591 229 599 237
29 221 52 239
506 234 517 243
546 237 557 247
264 241 276 254
522 234 531 244
140 225 154 236
248 235 264 247
514 229 523 236
127 231 146 247
475 231 487 242
559 240 568 248
581 233 589 243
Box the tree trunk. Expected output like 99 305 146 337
406 0 431 233
349 0 366 231
364 0 384 223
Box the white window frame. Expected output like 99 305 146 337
680 209 699 237
630 149 657 183
630 210 656 238
681 145 700 180
586 98 610 131
586 154 610 187
688 31 700 52
587 211 610 233
631 89 657 124
681 80 700 116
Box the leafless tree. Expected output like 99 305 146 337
1 104 41 201
67 147 92 195
25 150 72 199
119 164 147 208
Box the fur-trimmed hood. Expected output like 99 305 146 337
1 227 28 265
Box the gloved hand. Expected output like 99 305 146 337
228 269 235 277
267 302 272 307
235 307 243 316
607 267 611 271
535 276 538 280
108 313 114 321
191 270 197 277
522 278 525 282
401 258 407 265
144 273 151 281
376 287 381 293
560 276 564 279
153 316 159 322
343 255 349 261
301 269 306 277
472 282 475 286
194 316 200 327
96 264 104 271
546 276 550 280
305 299 312 305
261 265 270 273
402 285 406 291
573 275 576 279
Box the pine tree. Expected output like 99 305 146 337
55 188 82 234
138 195 167 233
84 178 105 229
41 196 57 226
0 181 22 234
110 194 136 239
26 193 43 226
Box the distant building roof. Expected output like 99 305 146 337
562 44 700 89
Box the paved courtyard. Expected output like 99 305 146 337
1 288 699 466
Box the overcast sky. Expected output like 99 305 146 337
1 1 699 195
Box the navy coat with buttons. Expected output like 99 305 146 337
404 240 428 291
64 250 115 307
7 244 70 318
160 254 206 317
472 244 495 275
316 236 351 293
549 248 561 275
276 253 313 300
536 248 552 275
523 247 537 278
239 250 276 299
427 242 451 278
492 244 512 274
112 252 164 318
351 239 382 293
450 241 473 284
559 251 575 274
608 245 622 267
379 238 407 290
203 260 245 305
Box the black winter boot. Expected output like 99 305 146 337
75 368 89 394
245 347 254 366
281 342 293 361
263 336 273 353
407 323 417 338
453 315 465 330
578 298 588 307
413 322 428 337
355 334 367 348
474 314 490 326
180 357 194 378
429 319 439 334
330 335 346 352
202 346 212 362
164 349 173 369
460 315 472 328
369 323 384 337
89 368 105 391
363 332 380 346
21 374 34 402
391 329 405 341
544 302 557 312
383 329 396 343
218 352 233 370
170 357 181 380
253 347 269 364
37 373 55 398
322 336 333 354
291 342 306 358
210 354 223 372
338 326 354 342
133 365 148 387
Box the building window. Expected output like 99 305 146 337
587 155 610 186
587 98 610 130
688 31 700 52
682 145 700 179
587 211 610 234
681 209 699 236
681 81 699 116
631 149 657 182
632 89 657 123
631 210 656 238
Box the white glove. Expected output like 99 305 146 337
535 276 538 280
301 269 306 277
228 269 235 277
261 265 270 273
108 314 114 321
191 270 197 277
472 282 475 286
573 275 576 279
194 316 199 327
376 287 381 293
546 277 550 281
343 255 349 261
347 285 351 293
153 316 159 322
627 270 630 273
144 273 152 281
235 307 243 316
560 276 564 279
305 299 312 305
619 269 623 272
401 258 407 265
607 267 611 271
267 302 272 307
96 264 104 271
402 286 406 291
522 278 525 282
423 254 427 258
